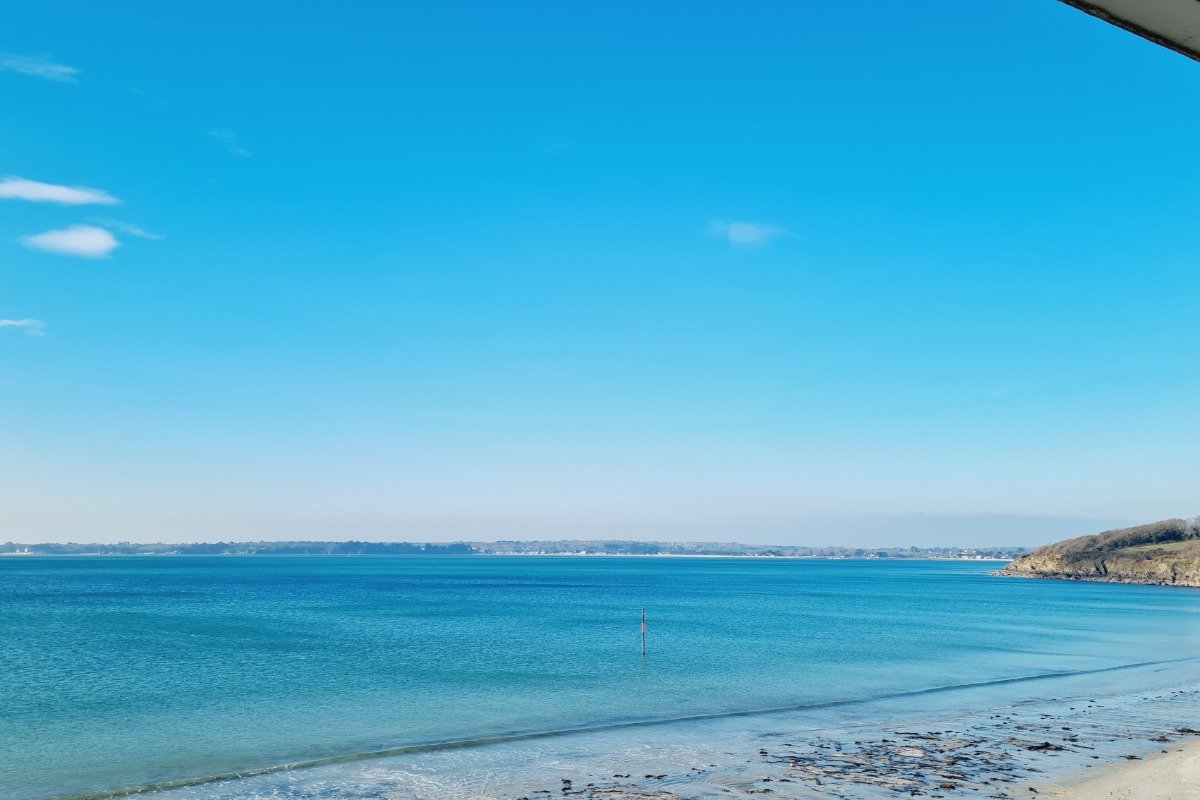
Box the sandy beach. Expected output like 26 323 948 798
1046 738 1200 800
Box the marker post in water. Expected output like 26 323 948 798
641 607 646 656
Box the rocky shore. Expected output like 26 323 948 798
999 518 1200 587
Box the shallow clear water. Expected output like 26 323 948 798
4 555 1200 800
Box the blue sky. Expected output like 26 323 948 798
2 1 1198 546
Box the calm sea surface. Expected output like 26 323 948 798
4 555 1200 800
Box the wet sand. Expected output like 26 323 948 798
508 729 1200 800
490 688 1200 800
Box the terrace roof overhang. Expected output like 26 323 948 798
1059 0 1200 61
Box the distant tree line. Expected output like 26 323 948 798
1 540 1024 558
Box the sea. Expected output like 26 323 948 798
4 555 1200 800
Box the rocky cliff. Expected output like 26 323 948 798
999 517 1200 586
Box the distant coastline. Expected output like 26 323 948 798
1 539 1026 560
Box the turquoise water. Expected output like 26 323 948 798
4 556 1200 800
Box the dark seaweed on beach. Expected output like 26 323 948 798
495 689 1200 800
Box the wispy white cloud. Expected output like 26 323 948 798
96 219 164 240
20 225 120 258
208 129 251 157
0 53 80 82
710 219 789 247
0 319 46 335
0 176 119 205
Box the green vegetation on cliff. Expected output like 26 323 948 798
1000 517 1200 586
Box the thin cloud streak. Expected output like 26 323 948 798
208 129 251 157
0 53 80 82
0 319 46 336
97 219 164 239
21 225 120 258
710 219 789 247
0 176 119 205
